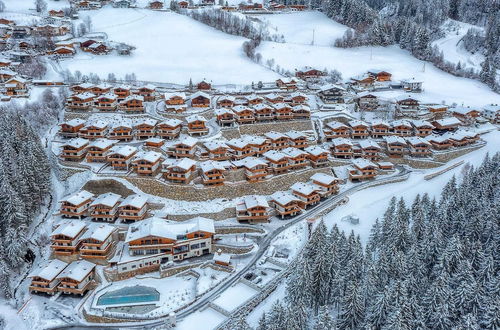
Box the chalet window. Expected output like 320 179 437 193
191 243 200 250
200 242 206 248
176 234 187 240
174 245 189 254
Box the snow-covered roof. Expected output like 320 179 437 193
434 117 461 127
80 223 116 242
122 94 144 103
246 94 263 101
125 217 215 242
61 190 94 206
91 192 121 208
286 130 307 139
109 145 137 157
218 95 235 102
159 118 182 127
483 104 500 112
273 102 291 110
270 191 300 205
62 118 85 127
410 120 433 128
214 108 234 116
185 114 206 123
89 138 115 150
133 150 162 163
56 260 95 282
233 105 254 113
204 141 227 151
176 136 198 147
234 157 267 169
264 131 287 140
242 195 269 209
319 83 345 92
310 172 338 185
291 182 319 195
451 106 480 115
190 91 210 100
282 147 307 158
29 259 68 281
111 118 133 129
265 93 283 100
331 138 353 147
252 103 271 111
200 160 226 173
226 138 249 149
352 158 377 169
119 194 148 209
62 138 89 148
391 120 412 128
134 117 157 127
263 150 288 162
292 104 311 112
326 121 349 130
74 82 93 89
426 134 450 143
73 92 96 100
358 139 381 149
166 157 196 170
348 120 368 128
85 119 108 129
384 135 406 145
406 136 431 146
164 92 186 99
304 145 328 156
213 252 231 264
51 220 86 238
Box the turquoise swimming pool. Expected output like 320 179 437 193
97 285 160 306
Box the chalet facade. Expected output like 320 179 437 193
107 145 137 170
157 119 182 139
163 158 197 183
236 195 270 223
60 138 89 161
270 192 301 219
90 192 122 222
50 220 87 255
118 194 149 222
291 182 320 209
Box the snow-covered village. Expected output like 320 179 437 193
0 0 499 329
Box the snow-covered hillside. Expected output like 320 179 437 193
60 8 281 85
432 19 485 71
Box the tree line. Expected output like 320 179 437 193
254 153 499 329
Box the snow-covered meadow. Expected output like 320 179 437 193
60 8 280 85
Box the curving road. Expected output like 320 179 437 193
52 166 411 329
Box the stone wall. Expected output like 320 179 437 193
83 179 135 197
165 207 236 221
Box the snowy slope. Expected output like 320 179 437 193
432 19 485 71
252 11 350 47
59 8 281 85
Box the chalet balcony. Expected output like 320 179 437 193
275 113 294 120
351 131 370 139
333 150 353 159
29 285 58 294
237 213 270 223
95 104 117 111
349 170 377 181
409 148 432 157
202 175 225 186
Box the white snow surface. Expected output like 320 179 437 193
60 8 280 84
212 282 258 312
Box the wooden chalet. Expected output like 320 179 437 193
427 104 448 116
88 42 110 55
357 92 378 110
431 117 461 131
452 106 481 124
264 131 290 150
289 92 308 105
482 104 500 124
324 121 351 140
49 9 65 17
59 118 85 138
29 259 68 295
217 95 235 108
253 103 275 121
295 68 325 80
190 91 211 108
264 93 284 104
384 135 407 156
118 194 149 222
286 130 308 149
178 1 189 8
406 137 432 157
351 74 375 88
292 104 311 119
90 84 111 96
283 147 308 170
60 190 94 219
135 84 156 102
367 70 392 82
50 220 87 255
349 159 378 181
410 120 433 137
348 120 370 139
247 94 264 105
66 92 96 110
132 151 163 176
52 46 76 57
247 136 271 156
331 138 353 159
80 120 109 139
0 69 15 81
264 150 290 174
124 217 215 262
157 118 182 139
290 182 320 209
169 136 198 158
114 85 131 101
89 192 122 222
396 96 420 111
445 131 479 147
426 135 452 150
401 78 423 92
237 157 268 182
94 92 118 110
233 105 255 124
370 120 391 138
108 121 134 141
107 145 138 170
60 138 89 161
56 260 96 296
358 140 381 160
71 83 93 94
86 139 115 162
391 120 413 137
273 103 294 120
145 138 165 148
78 223 117 259
163 158 197 183
276 77 298 91
5 77 28 96
236 195 270 223
305 145 329 167
149 1 164 9
134 118 158 139
197 80 211 90
214 108 235 127
270 192 301 218
119 95 144 113
226 138 253 160
164 92 186 112
311 173 339 198
203 141 230 161
186 115 209 136
200 161 226 186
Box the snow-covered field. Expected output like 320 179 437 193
432 19 485 71
212 282 258 312
60 8 280 85
252 11 350 47
323 130 500 245
176 307 226 330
